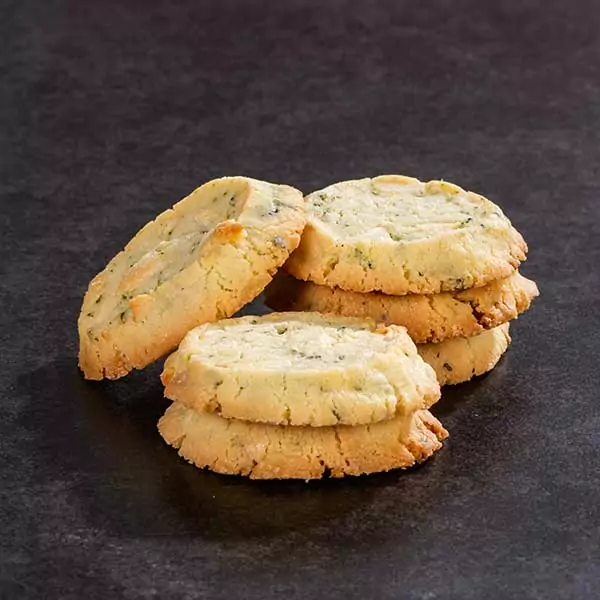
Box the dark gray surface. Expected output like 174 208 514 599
2 0 599 598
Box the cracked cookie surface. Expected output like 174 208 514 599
417 323 511 386
161 312 440 427
78 176 306 380
285 175 527 295
267 272 537 343
158 402 448 479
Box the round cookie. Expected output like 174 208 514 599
78 177 306 380
266 271 537 343
417 324 511 386
161 312 440 427
158 402 448 480
285 175 527 295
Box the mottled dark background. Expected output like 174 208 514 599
2 1 599 598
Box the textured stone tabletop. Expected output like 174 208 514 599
2 1 599 598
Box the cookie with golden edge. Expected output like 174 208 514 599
417 324 511 386
158 402 448 480
78 177 306 380
285 175 527 295
161 312 440 427
266 271 537 343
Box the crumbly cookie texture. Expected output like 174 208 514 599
266 271 537 343
78 177 306 380
158 402 448 480
161 312 440 427
417 324 511 386
285 175 527 295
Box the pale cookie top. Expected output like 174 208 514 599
285 175 527 295
78 176 305 380
161 312 441 427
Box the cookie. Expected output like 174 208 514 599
285 175 527 295
417 324 511 386
266 271 537 343
158 402 448 479
161 312 440 427
78 177 306 380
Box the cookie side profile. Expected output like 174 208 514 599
158 402 448 480
161 312 440 427
417 324 511 386
285 175 527 295
78 176 306 380
266 271 537 343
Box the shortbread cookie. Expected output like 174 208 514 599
285 175 527 295
417 324 511 386
266 271 537 343
161 312 440 427
78 177 306 380
158 402 448 479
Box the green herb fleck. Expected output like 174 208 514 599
354 248 374 270
447 277 465 289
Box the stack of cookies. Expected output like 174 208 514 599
78 173 538 480
268 175 538 386
158 313 447 479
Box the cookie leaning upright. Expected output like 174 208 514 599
78 177 306 380
285 175 527 295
